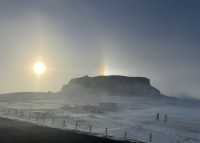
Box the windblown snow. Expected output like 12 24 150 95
0 76 199 143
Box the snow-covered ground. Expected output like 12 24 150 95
0 92 199 143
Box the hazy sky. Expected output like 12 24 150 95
0 0 200 98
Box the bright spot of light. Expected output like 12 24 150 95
34 62 46 76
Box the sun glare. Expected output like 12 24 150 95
100 64 109 76
34 62 46 76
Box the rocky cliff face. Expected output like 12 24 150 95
61 75 161 96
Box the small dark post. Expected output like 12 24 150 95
37 116 40 122
149 132 152 142
7 109 10 115
63 119 66 127
164 114 168 123
105 128 108 137
28 113 31 120
30 113 33 120
14 109 17 116
52 118 55 125
43 117 46 124
89 125 92 133
124 131 127 140
75 121 78 130
20 111 24 118
156 113 160 121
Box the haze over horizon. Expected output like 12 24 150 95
0 0 200 99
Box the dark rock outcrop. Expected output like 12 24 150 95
61 75 161 96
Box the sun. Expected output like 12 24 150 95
34 62 46 76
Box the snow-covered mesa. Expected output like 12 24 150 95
0 76 199 143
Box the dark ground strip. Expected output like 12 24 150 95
0 117 145 143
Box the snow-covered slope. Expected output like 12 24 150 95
0 76 199 143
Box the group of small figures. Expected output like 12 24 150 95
148 113 169 142
156 113 168 123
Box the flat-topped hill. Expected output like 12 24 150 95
61 75 161 96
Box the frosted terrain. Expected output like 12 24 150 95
0 92 199 143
